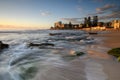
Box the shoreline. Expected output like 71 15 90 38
90 31 120 80
0 30 120 80
93 30 120 48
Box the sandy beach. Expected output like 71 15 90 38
89 31 120 80
32 31 120 80
96 31 120 48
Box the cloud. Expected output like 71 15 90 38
88 4 119 19
96 4 116 12
61 18 84 23
99 10 120 20
98 5 120 20
87 11 105 16
40 11 51 16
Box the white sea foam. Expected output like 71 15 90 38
0 30 108 80
84 59 108 80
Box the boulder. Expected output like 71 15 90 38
0 41 9 50
108 48 120 57
49 33 62 36
117 57 120 62
108 48 120 62
88 32 98 35
70 50 85 56
28 42 54 47
20 66 38 80
75 51 85 56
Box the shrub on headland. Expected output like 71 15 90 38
107 48 120 61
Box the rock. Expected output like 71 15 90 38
28 42 54 47
20 66 38 80
88 32 98 35
75 51 85 56
49 33 62 36
0 41 9 50
108 48 120 57
117 57 120 62
70 50 85 56
108 48 120 62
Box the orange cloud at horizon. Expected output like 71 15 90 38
0 18 50 30
0 25 49 31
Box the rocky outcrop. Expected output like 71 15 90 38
74 51 85 56
117 57 120 62
49 33 62 36
28 42 54 47
70 50 85 56
108 48 120 62
88 32 98 35
0 41 9 50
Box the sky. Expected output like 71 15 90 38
0 0 120 30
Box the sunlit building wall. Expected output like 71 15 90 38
111 20 120 29
54 21 63 29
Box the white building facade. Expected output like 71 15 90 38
111 20 120 29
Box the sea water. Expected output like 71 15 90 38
0 30 108 80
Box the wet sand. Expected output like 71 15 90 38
91 31 120 80
34 60 87 80
96 31 120 48
34 31 120 80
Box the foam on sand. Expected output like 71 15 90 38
84 59 108 80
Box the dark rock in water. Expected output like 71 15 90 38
88 32 98 35
108 48 120 57
28 42 54 47
108 48 120 62
49 33 62 36
75 51 85 56
117 57 120 62
63 51 85 61
40 43 54 46
20 66 38 80
0 41 9 50
70 51 85 56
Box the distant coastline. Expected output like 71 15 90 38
50 16 120 31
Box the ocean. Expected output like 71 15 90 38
0 30 108 80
